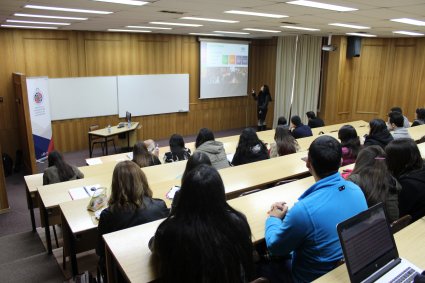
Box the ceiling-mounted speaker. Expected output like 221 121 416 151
347 36 361 58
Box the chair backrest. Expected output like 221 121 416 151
89 125 99 131
274 179 298 187
250 277 269 283
390 214 412 234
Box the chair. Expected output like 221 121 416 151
274 179 298 187
250 277 269 283
89 125 116 156
390 214 412 234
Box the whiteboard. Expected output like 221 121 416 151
48 76 118 120
117 74 189 118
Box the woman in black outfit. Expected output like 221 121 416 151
386 139 425 222
151 164 254 283
364 119 394 149
252 84 272 131
163 134 191 163
232 127 269 166
96 161 168 279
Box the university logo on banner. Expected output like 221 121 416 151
26 77 54 161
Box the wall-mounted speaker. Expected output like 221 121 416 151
347 36 362 58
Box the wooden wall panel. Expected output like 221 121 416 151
0 29 277 156
322 36 425 126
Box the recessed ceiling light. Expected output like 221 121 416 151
149 22 202 27
213 31 250 35
286 0 357 12
93 0 148 5
1 24 58 29
390 18 425 26
393 31 424 36
7 19 70 25
181 17 238 23
281 25 320 31
189 33 224 36
24 5 113 14
346 32 377 37
243 28 281 33
126 26 172 30
108 29 151 32
14 13 88 20
329 23 370 29
224 10 288 18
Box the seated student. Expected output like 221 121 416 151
132 141 161 167
194 128 229 170
43 150 84 185
264 136 367 282
364 119 394 149
170 151 211 212
386 139 425 222
388 111 412 140
389 106 410 128
348 146 401 222
277 116 289 130
163 134 191 163
306 111 325 128
269 125 299 158
96 161 168 278
144 139 159 157
151 164 254 283
338 125 361 166
231 127 269 166
412 108 425 127
290 115 313 139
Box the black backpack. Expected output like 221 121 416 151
2 153 13 177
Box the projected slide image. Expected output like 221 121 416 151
200 41 249 99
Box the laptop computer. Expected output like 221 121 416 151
337 203 422 283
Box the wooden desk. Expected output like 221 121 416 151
418 142 425 157
88 122 139 157
101 176 324 283
408 124 425 141
37 160 187 254
311 120 368 135
24 161 119 232
59 151 310 276
315 218 425 282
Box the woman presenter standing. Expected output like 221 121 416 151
252 84 272 131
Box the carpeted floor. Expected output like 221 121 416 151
0 231 46 265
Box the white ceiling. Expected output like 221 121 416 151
1 0 425 38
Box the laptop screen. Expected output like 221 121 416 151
337 203 399 283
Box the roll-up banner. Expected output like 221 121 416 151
26 77 54 162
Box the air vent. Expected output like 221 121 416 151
159 10 185 15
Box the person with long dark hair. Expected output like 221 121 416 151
163 134 191 163
270 125 299 158
194 128 229 170
151 164 254 283
231 127 269 166
170 151 212 212
348 146 401 222
43 150 84 185
338 125 361 166
363 119 394 149
386 139 425 221
96 161 168 279
252 84 272 131
132 141 161 167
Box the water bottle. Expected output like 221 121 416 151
127 121 131 128
155 143 159 157
107 125 111 133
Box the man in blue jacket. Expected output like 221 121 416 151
265 136 367 282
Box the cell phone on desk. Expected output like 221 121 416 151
166 186 180 200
